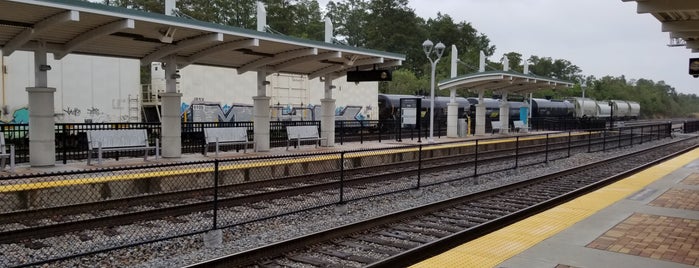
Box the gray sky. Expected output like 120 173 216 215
324 0 698 95
92 0 697 94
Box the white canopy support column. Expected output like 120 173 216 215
27 42 56 166
475 90 486 135
160 55 182 158
254 71 271 152
498 92 510 134
446 45 458 138
321 76 336 147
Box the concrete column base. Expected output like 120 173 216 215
447 102 458 138
499 103 510 134
27 87 56 166
475 104 486 135
253 96 271 151
160 92 182 158
321 98 336 146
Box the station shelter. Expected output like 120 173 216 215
439 46 573 136
0 0 405 167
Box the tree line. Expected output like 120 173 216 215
98 0 699 118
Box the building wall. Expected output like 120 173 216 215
0 51 140 123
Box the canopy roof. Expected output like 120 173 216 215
0 0 404 78
623 0 699 52
438 70 573 94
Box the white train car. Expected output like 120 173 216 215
595 101 612 118
155 63 379 122
572 97 597 118
0 51 140 123
611 100 631 117
627 101 641 119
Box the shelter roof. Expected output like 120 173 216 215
0 0 404 78
623 0 699 52
438 70 573 94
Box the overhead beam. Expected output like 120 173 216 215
182 38 259 67
273 51 342 71
637 0 699 13
685 40 699 49
662 20 699 32
2 10 79 56
337 59 402 73
670 31 699 39
141 32 223 65
54 19 134 60
238 48 318 74
308 57 384 80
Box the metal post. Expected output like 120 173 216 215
62 124 67 164
602 129 607 152
429 60 436 142
618 127 622 148
587 130 592 153
567 131 571 158
545 133 549 163
359 121 364 144
339 121 344 145
417 144 422 188
213 160 219 229
339 152 345 203
514 136 519 169
474 139 479 177
630 127 634 147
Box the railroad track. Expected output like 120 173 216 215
0 131 659 246
184 137 698 268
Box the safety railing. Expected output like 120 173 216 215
0 122 676 267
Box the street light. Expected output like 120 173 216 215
422 39 445 143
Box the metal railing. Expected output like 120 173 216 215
0 118 657 164
0 122 675 267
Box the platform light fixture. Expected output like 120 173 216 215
422 39 445 143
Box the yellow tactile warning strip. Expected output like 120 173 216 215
0 132 586 193
587 213 699 266
411 147 699 268
682 173 699 185
649 188 699 211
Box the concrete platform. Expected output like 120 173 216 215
412 146 699 268
0 131 565 176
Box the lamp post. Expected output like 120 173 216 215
609 101 614 129
422 39 445 143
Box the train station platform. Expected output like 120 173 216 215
412 146 699 267
2 130 557 175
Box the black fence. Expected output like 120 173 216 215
0 117 642 164
685 120 699 133
0 122 678 267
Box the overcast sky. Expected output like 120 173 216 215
322 0 697 95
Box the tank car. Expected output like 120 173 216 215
572 97 597 118
627 101 640 119
531 98 574 118
595 101 612 118
610 100 631 118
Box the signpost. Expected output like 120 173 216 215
399 98 421 142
